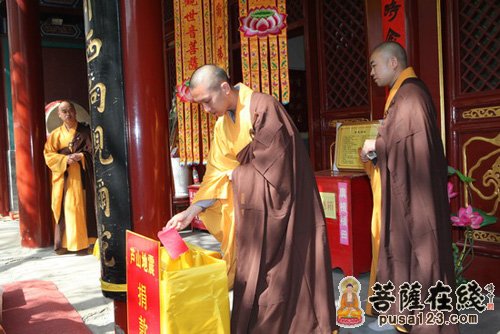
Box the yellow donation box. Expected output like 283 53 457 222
126 231 230 334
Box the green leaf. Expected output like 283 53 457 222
448 166 475 183
473 207 498 228
455 169 475 183
250 9 275 19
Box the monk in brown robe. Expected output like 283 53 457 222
167 65 337 333
361 42 458 334
44 101 97 254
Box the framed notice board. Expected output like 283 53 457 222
334 121 381 171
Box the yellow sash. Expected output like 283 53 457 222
384 67 417 115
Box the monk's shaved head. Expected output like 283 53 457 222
190 64 229 92
369 42 408 87
372 42 407 69
189 65 237 117
58 100 75 111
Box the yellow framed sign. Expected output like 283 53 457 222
334 121 381 171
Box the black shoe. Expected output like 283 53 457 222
76 248 90 256
55 248 68 255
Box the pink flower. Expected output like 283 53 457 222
451 205 483 229
176 80 193 103
239 7 287 38
447 182 458 203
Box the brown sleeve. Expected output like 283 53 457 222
235 94 292 190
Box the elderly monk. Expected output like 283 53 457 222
166 65 337 334
361 42 458 334
44 100 97 255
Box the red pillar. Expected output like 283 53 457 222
118 0 173 330
0 42 10 216
6 0 51 246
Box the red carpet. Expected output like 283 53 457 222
2 280 91 334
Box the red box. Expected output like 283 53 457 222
188 184 208 231
315 170 373 277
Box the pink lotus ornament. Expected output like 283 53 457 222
451 205 483 229
447 182 458 203
176 80 193 103
239 7 287 38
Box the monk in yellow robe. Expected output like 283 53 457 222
167 70 254 288
167 65 337 333
44 100 97 254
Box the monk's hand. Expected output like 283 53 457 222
67 155 77 165
72 153 83 162
67 153 82 165
165 205 203 231
360 139 376 162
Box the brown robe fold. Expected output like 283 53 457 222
231 92 337 333
376 78 458 334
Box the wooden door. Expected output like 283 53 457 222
306 0 373 171
444 0 500 288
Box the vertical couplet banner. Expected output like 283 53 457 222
381 0 407 111
381 0 406 47
174 0 228 166
238 0 290 104
83 0 132 300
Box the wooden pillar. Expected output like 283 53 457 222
6 0 51 246
119 0 172 244
117 0 173 330
0 41 10 216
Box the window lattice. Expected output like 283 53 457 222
286 0 303 25
322 0 368 110
458 0 499 93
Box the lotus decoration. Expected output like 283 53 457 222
239 7 287 38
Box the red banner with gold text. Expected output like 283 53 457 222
174 0 228 165
381 0 406 47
